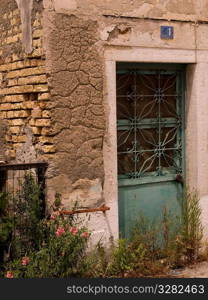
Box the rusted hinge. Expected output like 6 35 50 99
60 204 110 215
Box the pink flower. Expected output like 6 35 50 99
55 226 65 237
50 215 56 220
69 227 78 235
6 271 14 278
21 256 30 266
81 232 89 239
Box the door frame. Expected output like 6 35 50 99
103 47 196 241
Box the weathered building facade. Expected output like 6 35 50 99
1 0 208 244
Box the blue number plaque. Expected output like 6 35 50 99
160 26 174 39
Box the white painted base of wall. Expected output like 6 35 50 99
77 210 118 247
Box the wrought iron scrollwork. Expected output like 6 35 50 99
117 70 183 179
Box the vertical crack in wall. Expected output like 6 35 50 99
15 0 33 54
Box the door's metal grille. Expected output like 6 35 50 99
117 70 183 179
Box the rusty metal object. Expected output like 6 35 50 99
60 205 110 215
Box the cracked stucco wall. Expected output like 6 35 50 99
43 13 105 208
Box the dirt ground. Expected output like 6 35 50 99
170 262 208 278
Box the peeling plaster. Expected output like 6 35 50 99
15 0 33 54
43 0 77 11
53 0 77 11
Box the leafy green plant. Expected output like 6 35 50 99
4 215 90 278
0 192 13 264
107 239 134 277
84 242 111 277
130 215 161 259
11 173 43 258
175 190 203 264
0 185 204 278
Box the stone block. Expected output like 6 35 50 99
35 119 51 127
7 66 45 79
42 110 51 118
10 126 21 134
42 145 56 153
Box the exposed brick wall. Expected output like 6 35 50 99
0 1 105 208
0 1 54 162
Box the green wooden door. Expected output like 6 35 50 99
117 63 185 239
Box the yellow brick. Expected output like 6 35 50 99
33 85 48 92
33 19 41 27
14 61 26 69
17 33 22 40
13 110 30 118
5 57 12 64
12 135 26 143
0 59 45 72
23 101 35 109
5 135 12 142
28 48 43 58
8 79 18 86
33 39 41 48
5 149 16 158
0 64 11 72
12 54 19 61
1 112 7 118
13 103 24 110
39 102 47 109
18 75 47 85
0 86 34 95
29 119 36 126
33 29 43 38
7 111 14 118
31 127 42 135
0 85 48 95
35 119 51 127
7 66 45 79
10 119 25 126
0 103 11 110
41 127 50 136
3 95 25 102
10 126 21 134
13 26 19 34
42 110 51 118
32 108 42 118
30 59 45 67
39 136 53 144
13 143 24 149
6 35 19 44
38 93 50 100
1 103 23 110
11 18 18 26
7 110 30 118
13 9 19 16
42 145 56 153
